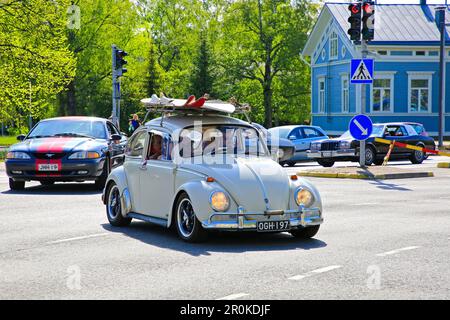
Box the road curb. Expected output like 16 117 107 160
437 162 450 168
298 171 434 180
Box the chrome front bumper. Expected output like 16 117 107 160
201 206 323 231
307 149 355 159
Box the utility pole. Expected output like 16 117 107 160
436 6 446 148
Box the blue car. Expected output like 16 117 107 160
268 125 329 166
5 116 128 191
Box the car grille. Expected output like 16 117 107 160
320 141 340 151
33 152 66 160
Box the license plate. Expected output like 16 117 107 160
257 220 290 232
38 164 59 171
322 151 332 157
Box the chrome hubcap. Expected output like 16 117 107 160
365 149 374 163
108 186 121 220
415 150 423 160
177 199 195 238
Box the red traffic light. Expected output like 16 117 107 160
349 4 361 14
363 3 373 14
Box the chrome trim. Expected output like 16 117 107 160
307 149 355 158
202 206 323 230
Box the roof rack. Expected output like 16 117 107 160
140 96 252 124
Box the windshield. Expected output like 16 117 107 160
340 125 384 139
178 125 268 158
27 120 107 139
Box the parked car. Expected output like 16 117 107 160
250 123 295 164
5 116 127 190
307 122 435 167
102 102 323 242
268 125 329 166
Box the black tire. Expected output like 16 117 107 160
105 182 132 227
290 225 320 239
9 178 25 191
317 159 335 167
286 161 297 167
40 180 55 186
410 147 425 164
373 158 384 166
95 157 110 190
175 193 207 243
365 146 376 166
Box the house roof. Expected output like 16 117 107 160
303 2 450 56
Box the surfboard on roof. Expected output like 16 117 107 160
140 97 236 114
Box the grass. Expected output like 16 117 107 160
0 135 18 147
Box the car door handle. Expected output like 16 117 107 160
139 161 147 170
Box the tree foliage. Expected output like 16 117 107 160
0 0 75 128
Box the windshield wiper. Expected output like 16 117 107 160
53 133 95 139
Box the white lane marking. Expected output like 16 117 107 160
46 233 110 244
350 202 379 206
288 265 342 281
376 246 421 257
216 293 250 300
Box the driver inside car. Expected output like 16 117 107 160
148 135 162 160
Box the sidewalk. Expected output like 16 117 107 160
297 166 433 180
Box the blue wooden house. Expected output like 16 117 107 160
302 1 450 136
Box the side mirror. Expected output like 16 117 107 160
288 135 296 140
17 134 26 141
111 134 122 142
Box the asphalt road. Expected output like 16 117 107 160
0 156 449 299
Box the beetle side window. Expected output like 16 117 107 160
126 131 146 157
146 132 172 161
106 122 119 137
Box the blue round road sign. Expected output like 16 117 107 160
349 114 373 141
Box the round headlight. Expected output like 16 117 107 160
210 191 230 212
295 187 315 207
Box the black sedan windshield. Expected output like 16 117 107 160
27 120 107 139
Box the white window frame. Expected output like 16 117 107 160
329 31 338 60
341 73 349 113
318 77 326 114
407 72 433 113
370 73 395 113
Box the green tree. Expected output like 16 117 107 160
218 0 316 128
0 0 75 127
190 34 213 97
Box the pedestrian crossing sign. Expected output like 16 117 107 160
350 59 374 84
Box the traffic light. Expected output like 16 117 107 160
348 3 362 42
114 48 128 77
362 1 375 42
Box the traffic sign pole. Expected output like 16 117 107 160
359 39 368 168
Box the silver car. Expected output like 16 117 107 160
102 102 323 242
268 125 329 166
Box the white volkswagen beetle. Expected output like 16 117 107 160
102 99 323 242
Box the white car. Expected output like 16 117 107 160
102 100 323 242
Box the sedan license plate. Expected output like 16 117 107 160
257 220 290 232
38 164 59 171
322 151 332 157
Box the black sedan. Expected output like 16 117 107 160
307 123 435 167
5 116 127 190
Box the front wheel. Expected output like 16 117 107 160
106 183 132 227
40 180 55 186
175 193 207 242
410 149 425 164
9 178 25 191
317 159 335 167
290 225 320 239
